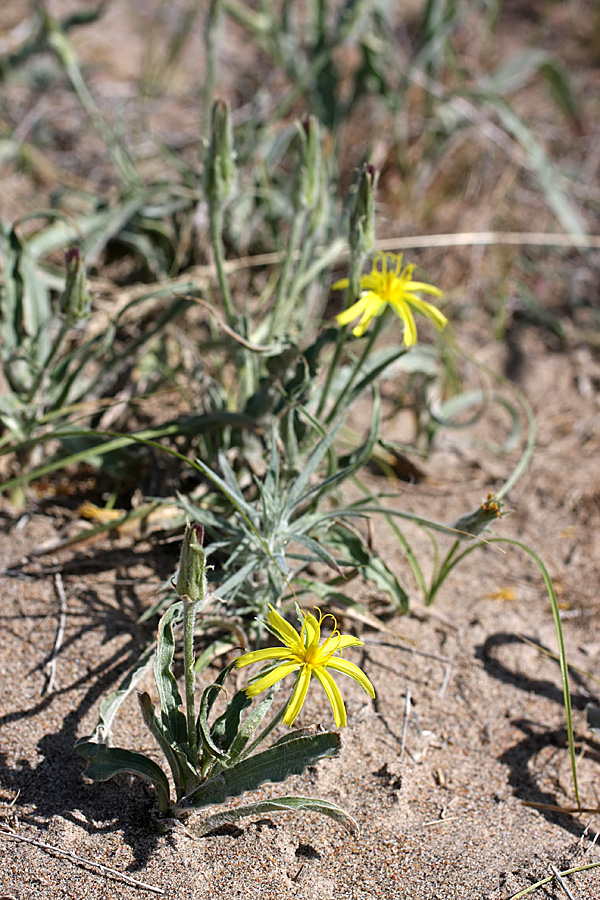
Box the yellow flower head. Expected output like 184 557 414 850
333 251 447 346
235 605 375 728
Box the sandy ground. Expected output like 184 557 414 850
3 329 600 899
2 1 600 898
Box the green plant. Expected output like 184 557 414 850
76 524 366 836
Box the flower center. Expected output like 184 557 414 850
304 644 322 666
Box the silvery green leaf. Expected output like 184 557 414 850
197 662 238 761
154 602 187 745
179 731 341 810
209 688 252 756
138 692 199 797
75 642 155 746
586 704 600 738
189 795 357 837
226 690 275 762
76 742 171 815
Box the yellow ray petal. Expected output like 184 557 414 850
335 293 371 327
389 295 418 346
245 661 300 697
267 606 304 652
331 277 350 290
314 666 347 727
318 633 343 659
283 667 312 725
335 634 364 650
325 657 375 697
352 292 385 337
301 609 321 648
235 647 296 669
405 281 443 297
404 294 448 331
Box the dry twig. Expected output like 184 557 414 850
0 824 164 895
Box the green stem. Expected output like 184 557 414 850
316 324 347 420
318 237 370 421
426 538 460 605
268 212 306 341
208 202 236 325
421 535 580 807
325 315 384 425
24 317 71 408
183 595 199 768
44 12 138 186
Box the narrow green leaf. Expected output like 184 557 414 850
197 662 239 761
480 93 587 240
209 689 252 756
284 532 343 575
335 345 408 420
286 420 343 509
363 554 409 613
227 690 275 762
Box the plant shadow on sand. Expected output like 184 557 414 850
0 542 182 871
480 631 600 843
0 659 169 870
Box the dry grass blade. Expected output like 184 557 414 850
42 572 68 695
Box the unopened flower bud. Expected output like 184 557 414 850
293 115 321 212
451 494 503 539
176 522 207 605
349 162 378 258
205 99 236 206
61 246 91 321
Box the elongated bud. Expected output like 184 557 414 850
293 115 321 212
62 247 91 321
205 99 236 205
349 163 378 257
176 522 207 605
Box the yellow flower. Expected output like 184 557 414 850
78 501 124 523
333 251 447 346
235 605 375 728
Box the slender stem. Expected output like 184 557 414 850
316 324 347 420
208 203 236 325
182 595 199 768
24 317 71 407
415 534 580 807
45 13 138 185
427 539 460 605
318 236 370 421
268 212 306 340
325 315 383 425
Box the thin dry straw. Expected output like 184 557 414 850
82 230 600 317
508 860 600 900
374 232 600 251
219 231 600 274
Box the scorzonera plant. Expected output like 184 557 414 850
76 523 373 836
